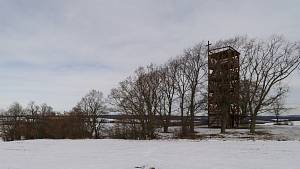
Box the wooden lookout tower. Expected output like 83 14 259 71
208 45 240 128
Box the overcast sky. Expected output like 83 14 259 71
0 0 299 112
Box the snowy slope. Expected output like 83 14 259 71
0 139 299 169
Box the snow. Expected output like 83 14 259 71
1 139 300 169
157 124 300 141
262 125 300 140
291 121 300 126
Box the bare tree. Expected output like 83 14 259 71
137 65 162 138
8 102 23 116
2 102 24 140
216 35 300 133
174 56 190 135
110 65 162 139
184 43 208 133
25 101 40 138
158 61 178 132
269 85 289 124
26 101 40 116
110 76 144 139
244 36 299 133
77 89 106 138
39 103 54 115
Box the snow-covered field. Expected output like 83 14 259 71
1 125 300 169
0 139 300 169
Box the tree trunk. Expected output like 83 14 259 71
92 117 98 139
163 117 169 133
163 124 168 133
189 91 195 133
250 114 256 134
163 101 172 133
221 110 227 134
181 111 185 134
180 99 186 135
